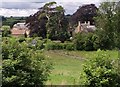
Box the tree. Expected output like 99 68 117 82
2 37 52 86
81 50 120 87
26 12 48 38
73 33 86 50
95 2 118 49
70 4 98 26
26 2 70 42
46 5 69 42
2 17 26 28
25 2 57 38
73 33 95 51
113 1 120 48
1 26 11 37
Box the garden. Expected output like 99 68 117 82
1 1 120 86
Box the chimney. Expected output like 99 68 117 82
77 21 81 32
78 21 81 26
88 21 90 26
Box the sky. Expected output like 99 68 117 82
0 0 111 17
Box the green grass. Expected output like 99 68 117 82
44 50 118 85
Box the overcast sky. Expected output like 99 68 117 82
0 0 106 17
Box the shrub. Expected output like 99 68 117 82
73 33 95 51
26 38 44 50
64 43 75 51
94 30 114 50
83 33 94 51
114 34 120 49
1 26 11 37
45 41 64 50
45 40 75 51
80 50 120 87
2 38 52 86
45 42 54 50
34 37 43 40
56 43 64 50
18 37 26 43
73 33 85 50
36 40 44 50
25 38 33 43
92 34 100 50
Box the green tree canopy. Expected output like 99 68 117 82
95 2 119 49
2 37 52 86
1 26 11 37
26 2 70 42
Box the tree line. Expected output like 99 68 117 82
25 1 120 50
25 2 98 42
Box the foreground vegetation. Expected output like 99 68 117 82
2 37 119 86
2 37 52 86
1 1 120 86
43 50 118 85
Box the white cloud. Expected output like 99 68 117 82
1 0 118 3
1 0 51 2
1 0 34 2
0 1 99 17
58 2 82 14
0 8 38 17
0 0 103 17
1 2 44 9
1 0 101 3
56 0 101 3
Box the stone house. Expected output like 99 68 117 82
11 23 30 37
74 21 96 33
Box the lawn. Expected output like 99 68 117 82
44 50 118 85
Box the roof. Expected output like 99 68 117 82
75 21 96 33
13 22 28 29
11 28 26 35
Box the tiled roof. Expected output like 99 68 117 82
13 22 28 29
11 28 26 35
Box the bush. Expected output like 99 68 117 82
25 38 44 50
18 37 26 43
80 50 120 87
94 30 114 50
1 26 11 37
45 40 75 51
45 41 64 50
83 33 94 51
2 37 52 86
73 30 118 51
34 37 43 40
92 34 100 50
114 34 120 49
73 33 85 50
64 43 75 51
36 40 44 50
74 33 95 51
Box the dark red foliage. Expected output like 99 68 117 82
70 4 98 25
25 10 48 38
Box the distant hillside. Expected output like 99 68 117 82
1 16 27 28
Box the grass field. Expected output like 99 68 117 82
44 50 118 85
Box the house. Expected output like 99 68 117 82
74 21 96 33
11 23 30 37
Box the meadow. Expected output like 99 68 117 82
44 50 118 85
